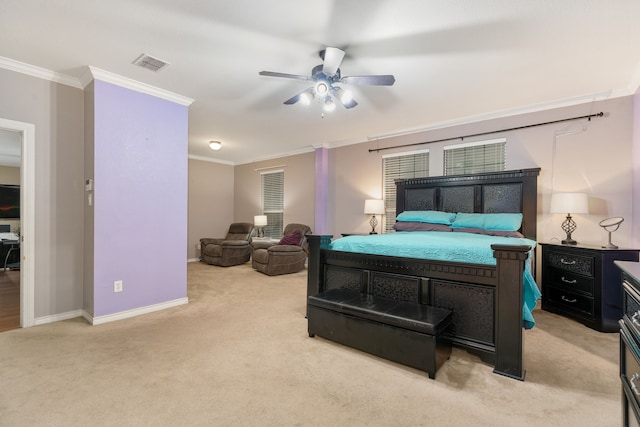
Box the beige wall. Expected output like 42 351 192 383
0 165 20 184
234 151 316 234
328 97 636 253
187 158 235 260
0 68 85 319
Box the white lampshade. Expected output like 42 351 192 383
254 215 268 226
550 192 589 214
364 199 385 215
209 140 222 151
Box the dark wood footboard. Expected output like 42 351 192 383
306 235 531 381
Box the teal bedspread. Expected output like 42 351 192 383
330 232 541 329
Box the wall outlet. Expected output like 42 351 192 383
113 280 123 293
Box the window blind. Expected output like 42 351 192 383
444 138 506 176
261 170 284 238
382 150 429 232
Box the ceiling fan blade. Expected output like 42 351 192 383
283 94 300 105
322 47 346 76
259 71 313 82
340 97 358 109
341 75 396 86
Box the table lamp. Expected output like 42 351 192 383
550 192 588 245
254 215 268 238
364 199 385 234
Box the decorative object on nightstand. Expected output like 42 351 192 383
364 199 384 234
541 242 639 332
599 216 624 249
549 192 589 245
254 215 267 238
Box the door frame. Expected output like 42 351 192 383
0 118 35 328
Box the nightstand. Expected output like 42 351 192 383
541 243 639 332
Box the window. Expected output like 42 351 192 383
261 170 284 238
444 138 506 176
382 150 429 232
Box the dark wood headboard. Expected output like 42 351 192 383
395 168 540 240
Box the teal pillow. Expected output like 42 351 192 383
451 213 523 231
396 210 457 225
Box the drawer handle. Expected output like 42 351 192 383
632 374 640 396
561 276 577 284
632 312 640 328
560 258 576 265
561 295 577 303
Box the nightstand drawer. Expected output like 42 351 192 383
545 286 594 317
547 267 593 295
546 251 594 276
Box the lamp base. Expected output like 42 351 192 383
561 214 578 245
369 215 378 235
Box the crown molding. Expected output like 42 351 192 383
188 154 235 166
0 56 82 88
236 145 316 166
82 66 194 106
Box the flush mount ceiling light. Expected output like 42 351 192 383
209 140 222 151
259 47 395 112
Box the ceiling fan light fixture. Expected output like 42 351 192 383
315 81 329 96
323 97 336 112
340 89 353 104
209 140 222 151
300 90 314 106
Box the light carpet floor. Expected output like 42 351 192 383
0 261 619 426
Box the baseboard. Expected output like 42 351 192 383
187 258 200 263
83 297 189 326
34 309 84 326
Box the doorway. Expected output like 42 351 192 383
0 118 35 330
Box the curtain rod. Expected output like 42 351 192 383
368 112 605 153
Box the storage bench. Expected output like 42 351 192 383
307 288 453 379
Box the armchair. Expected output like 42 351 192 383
251 223 312 276
200 222 255 267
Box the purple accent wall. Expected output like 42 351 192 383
315 147 329 234
93 80 188 316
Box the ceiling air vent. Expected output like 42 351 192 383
132 53 169 72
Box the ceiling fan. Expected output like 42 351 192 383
259 47 395 111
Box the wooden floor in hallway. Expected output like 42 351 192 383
0 269 20 332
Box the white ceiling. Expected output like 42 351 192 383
1 0 639 165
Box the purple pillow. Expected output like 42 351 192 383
452 228 525 238
393 222 452 232
279 229 302 245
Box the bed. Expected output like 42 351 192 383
306 168 541 380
